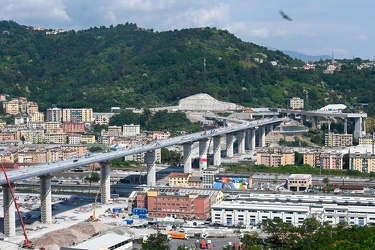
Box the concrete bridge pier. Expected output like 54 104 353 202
100 161 111 204
198 139 209 170
183 143 193 173
312 117 318 128
226 134 235 158
146 150 157 186
248 129 256 150
2 184 15 236
213 136 222 166
354 117 365 138
237 131 246 154
259 126 266 147
40 175 52 224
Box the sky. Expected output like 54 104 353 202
1 0 374 60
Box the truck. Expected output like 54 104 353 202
200 239 207 249
167 232 189 240
207 239 212 249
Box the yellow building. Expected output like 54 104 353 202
61 144 88 156
81 135 96 144
108 126 122 137
0 151 17 163
44 133 67 144
31 112 44 122
17 147 48 163
358 135 374 145
168 173 192 187
256 147 295 166
3 99 19 115
26 102 39 114
349 153 375 173
303 151 321 168
17 129 44 144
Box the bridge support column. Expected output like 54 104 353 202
3 184 15 236
100 161 111 204
213 136 221 166
237 131 246 154
226 134 235 158
183 143 193 173
259 126 266 147
40 175 52 224
301 115 307 124
146 150 157 186
199 139 209 170
249 129 256 150
312 117 318 128
344 118 348 134
354 117 365 138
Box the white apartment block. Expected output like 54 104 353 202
123 124 140 137
62 108 93 123
46 108 62 122
212 194 375 227
68 134 82 145
287 97 304 110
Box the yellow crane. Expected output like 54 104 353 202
88 187 100 222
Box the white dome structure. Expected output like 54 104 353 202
178 93 242 111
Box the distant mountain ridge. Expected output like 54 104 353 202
267 47 331 62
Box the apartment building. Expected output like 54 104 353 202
202 168 220 189
93 112 115 125
31 112 44 122
67 134 82 145
320 152 343 170
350 153 375 173
0 132 16 141
81 135 96 144
44 133 67 144
3 99 19 115
18 147 48 163
123 124 140 137
26 102 39 114
256 147 295 166
358 135 374 145
303 151 321 168
46 108 62 122
61 145 88 156
45 122 63 133
168 173 191 187
108 126 122 137
62 122 85 134
17 129 44 144
325 133 353 147
62 108 93 123
287 97 304 109
14 115 30 125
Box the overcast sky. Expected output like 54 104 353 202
1 0 374 59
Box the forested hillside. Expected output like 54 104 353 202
0 21 374 114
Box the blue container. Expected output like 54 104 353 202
139 214 148 219
124 219 133 225
112 207 122 213
132 208 148 215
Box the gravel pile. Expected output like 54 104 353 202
33 222 110 250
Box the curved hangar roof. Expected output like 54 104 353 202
178 93 242 111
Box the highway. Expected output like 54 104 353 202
0 117 286 185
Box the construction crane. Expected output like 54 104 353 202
87 187 100 222
1 163 34 249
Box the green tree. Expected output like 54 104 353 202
85 172 100 183
322 177 330 186
142 232 170 250
241 233 263 250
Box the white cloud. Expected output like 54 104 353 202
248 28 269 39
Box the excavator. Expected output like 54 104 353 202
1 163 34 249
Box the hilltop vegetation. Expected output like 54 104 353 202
0 21 374 115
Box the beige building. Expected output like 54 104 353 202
325 133 353 147
46 108 62 122
108 126 122 137
358 135 374 145
286 174 312 192
0 151 17 163
67 134 82 144
256 147 295 166
45 122 63 133
62 108 93 123
44 133 67 144
93 112 115 125
18 147 48 163
31 112 44 122
61 145 88 156
17 129 44 144
3 99 19 115
287 97 304 109
26 102 39 114
349 153 375 173
168 173 192 187
303 151 321 168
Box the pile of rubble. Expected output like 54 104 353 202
33 222 110 250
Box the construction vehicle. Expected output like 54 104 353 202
167 231 189 240
87 187 100 222
1 163 34 249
